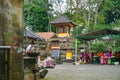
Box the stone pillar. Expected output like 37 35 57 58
0 0 24 80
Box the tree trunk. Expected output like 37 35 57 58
0 0 24 80
94 7 98 30
69 0 73 14
94 0 103 30
87 0 91 32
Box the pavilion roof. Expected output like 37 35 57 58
50 15 77 26
78 28 120 41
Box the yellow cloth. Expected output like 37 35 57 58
66 52 73 59
57 33 69 37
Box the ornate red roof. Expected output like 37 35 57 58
36 32 55 41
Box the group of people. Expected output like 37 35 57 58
78 51 120 65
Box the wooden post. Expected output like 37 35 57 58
75 38 77 62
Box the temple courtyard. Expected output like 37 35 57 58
44 63 120 80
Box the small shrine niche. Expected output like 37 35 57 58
56 24 69 33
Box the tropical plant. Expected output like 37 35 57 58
91 41 106 52
24 0 52 32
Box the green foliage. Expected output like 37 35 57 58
64 0 120 34
110 20 120 28
23 0 120 34
112 38 120 52
90 36 120 52
91 41 106 52
64 9 85 37
72 24 84 37
99 0 120 24
24 0 49 32
72 39 81 48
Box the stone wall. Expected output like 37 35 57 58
0 0 24 80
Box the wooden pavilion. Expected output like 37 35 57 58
50 15 77 60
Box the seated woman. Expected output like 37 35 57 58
25 42 35 55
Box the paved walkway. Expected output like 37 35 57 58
45 63 120 80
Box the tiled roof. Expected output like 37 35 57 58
24 28 44 41
50 15 77 26
36 32 55 41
